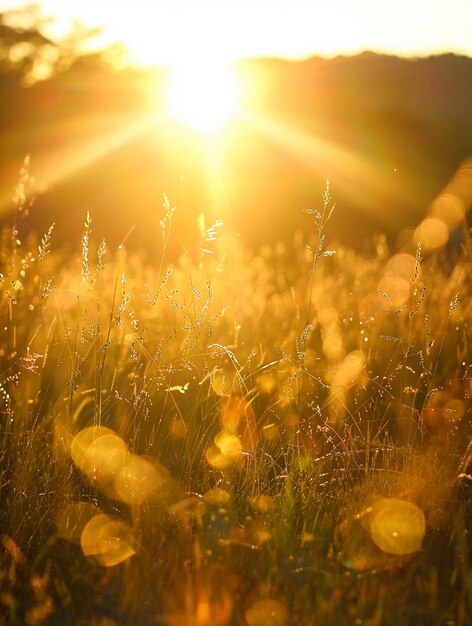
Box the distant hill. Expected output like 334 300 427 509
233 53 472 245
0 22 471 253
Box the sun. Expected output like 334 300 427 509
166 62 241 134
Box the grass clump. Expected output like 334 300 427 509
0 172 471 626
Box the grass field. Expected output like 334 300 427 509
1 168 471 625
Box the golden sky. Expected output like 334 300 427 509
0 0 471 66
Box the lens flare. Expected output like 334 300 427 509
369 498 426 555
414 217 449 251
114 455 164 506
81 514 136 567
55 502 101 544
70 426 129 485
431 193 465 229
377 275 411 309
245 598 288 626
203 488 231 506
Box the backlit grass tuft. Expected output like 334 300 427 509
1 171 471 625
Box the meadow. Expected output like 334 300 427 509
0 162 471 626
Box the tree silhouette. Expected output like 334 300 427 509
0 4 103 84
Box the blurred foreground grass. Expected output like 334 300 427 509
1 170 472 626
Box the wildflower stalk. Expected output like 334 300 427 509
305 177 336 328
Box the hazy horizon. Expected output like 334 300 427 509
1 0 472 67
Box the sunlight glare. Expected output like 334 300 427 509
166 62 240 133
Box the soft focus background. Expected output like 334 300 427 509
0 2 471 254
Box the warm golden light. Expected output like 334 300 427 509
166 63 240 133
70 426 129 490
369 498 426 555
114 455 163 506
55 502 101 544
245 598 288 626
203 488 231 506
81 514 136 567
414 216 449 251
